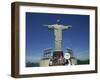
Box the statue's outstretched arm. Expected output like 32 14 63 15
43 24 54 29
62 25 72 30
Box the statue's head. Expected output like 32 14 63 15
56 19 61 25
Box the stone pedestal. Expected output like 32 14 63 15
40 58 50 67
52 51 65 65
53 51 63 59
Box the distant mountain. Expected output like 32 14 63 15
77 59 89 65
26 62 39 67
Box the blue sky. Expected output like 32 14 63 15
26 12 89 63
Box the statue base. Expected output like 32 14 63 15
52 51 65 65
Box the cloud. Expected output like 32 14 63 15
26 55 42 63
74 50 89 60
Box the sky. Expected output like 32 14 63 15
26 12 89 63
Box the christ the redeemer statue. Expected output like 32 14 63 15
44 20 71 65
44 21 71 51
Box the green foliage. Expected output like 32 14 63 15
26 62 39 67
77 59 89 65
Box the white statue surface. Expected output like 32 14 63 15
44 21 71 51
